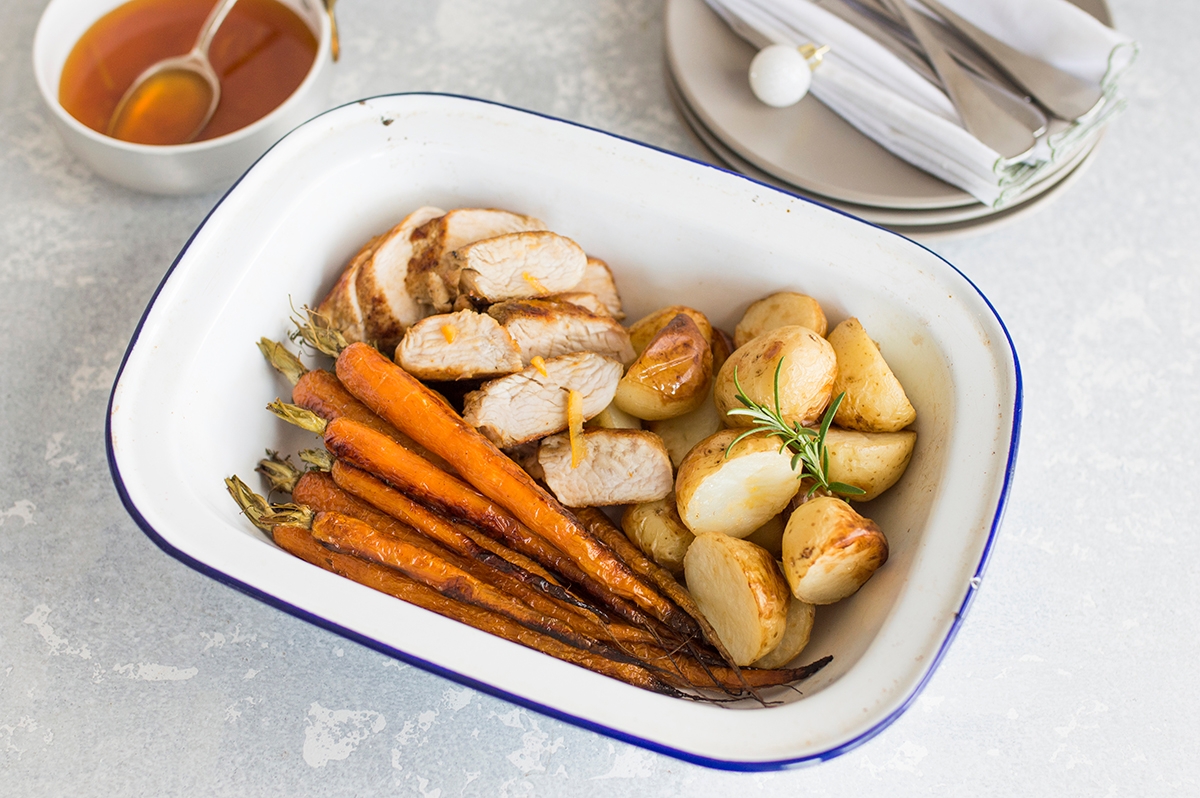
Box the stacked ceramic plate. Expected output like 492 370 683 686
664 0 1111 236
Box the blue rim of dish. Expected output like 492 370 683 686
105 91 1023 772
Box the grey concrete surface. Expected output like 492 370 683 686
2 0 1197 795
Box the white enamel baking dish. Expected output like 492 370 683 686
107 93 1021 770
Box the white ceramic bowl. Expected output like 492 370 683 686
106 94 1022 769
33 0 333 195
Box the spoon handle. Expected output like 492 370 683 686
196 0 241 57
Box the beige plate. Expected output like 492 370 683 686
666 65 1102 236
664 0 1111 211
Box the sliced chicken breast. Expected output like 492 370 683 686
354 206 444 351
546 291 611 317
406 209 546 311
538 429 674 507
316 234 383 343
572 257 625 319
395 310 523 381
462 352 622 448
488 297 635 366
455 231 587 304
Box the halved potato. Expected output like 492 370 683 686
684 534 789 666
827 318 916 432
646 391 724 468
586 401 643 430
628 305 713 355
782 496 888 604
675 429 801 538
751 592 816 669
734 292 828 347
743 513 785 560
714 325 837 428
825 428 917 501
621 496 695 575
614 314 712 421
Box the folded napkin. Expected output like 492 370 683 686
706 0 1138 206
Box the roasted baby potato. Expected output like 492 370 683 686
586 401 643 430
751 592 816 669
743 513 785 560
628 305 713 355
614 314 712 421
675 429 801 538
711 327 736 375
714 325 837 428
645 390 724 468
782 496 888 604
622 495 695 575
827 318 916 432
734 292 828 347
684 534 790 666
825 428 917 501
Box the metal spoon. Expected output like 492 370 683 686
107 0 240 144
877 0 1036 159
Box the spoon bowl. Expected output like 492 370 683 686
106 0 239 145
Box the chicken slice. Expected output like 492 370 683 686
462 352 622 448
406 209 546 311
572 257 625 319
395 310 523 381
455 231 587 304
546 291 611 317
488 297 635 366
316 233 383 343
537 429 674 507
353 206 445 351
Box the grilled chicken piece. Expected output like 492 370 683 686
395 310 523 381
406 209 546 311
487 297 636 366
546 291 611 317
454 231 588 305
316 234 384 343
353 206 445 351
462 352 622 448
572 257 625 319
537 429 674 507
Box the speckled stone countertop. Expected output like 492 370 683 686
2 0 1198 795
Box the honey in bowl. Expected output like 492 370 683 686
60 0 318 145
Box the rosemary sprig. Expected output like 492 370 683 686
725 358 865 500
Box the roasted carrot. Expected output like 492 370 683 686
293 369 455 472
334 342 700 639
300 469 658 648
310 511 647 664
271 524 683 696
322 416 678 637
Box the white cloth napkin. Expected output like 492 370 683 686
705 0 1138 206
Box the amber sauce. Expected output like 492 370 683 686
60 0 318 144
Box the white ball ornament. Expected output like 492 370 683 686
748 44 813 108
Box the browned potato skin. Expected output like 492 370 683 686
751 592 816 669
714 325 837 428
645 391 724 468
614 314 713 421
711 327 736 375
825 428 917 501
782 496 888 605
622 496 695 575
628 306 713 355
828 318 916 433
684 534 790 666
734 292 828 348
